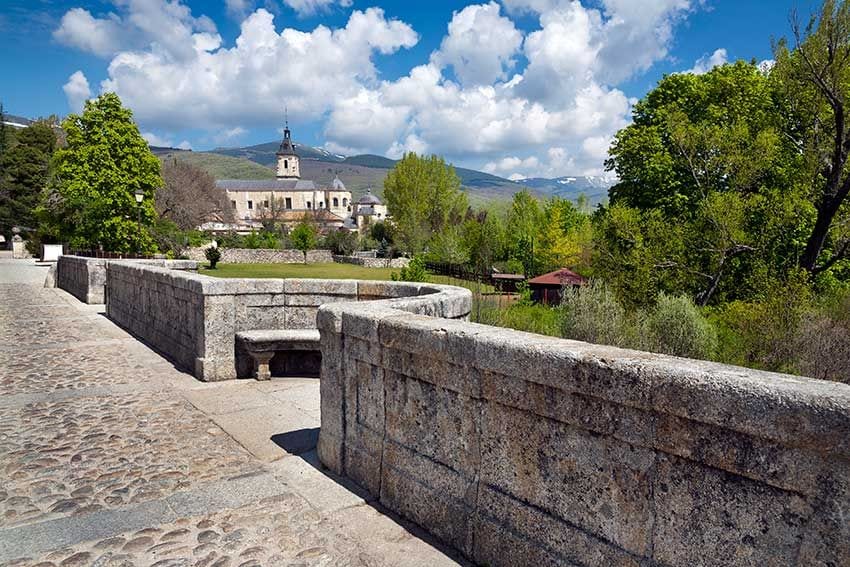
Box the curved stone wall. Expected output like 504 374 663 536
104 260 470 381
315 300 850 567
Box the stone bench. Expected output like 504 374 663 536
236 330 321 380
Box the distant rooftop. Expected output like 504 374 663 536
216 179 317 191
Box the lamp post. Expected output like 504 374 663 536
134 189 144 257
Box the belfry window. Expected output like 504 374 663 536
333 197 339 207
284 159 288 169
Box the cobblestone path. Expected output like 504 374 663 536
0 261 462 567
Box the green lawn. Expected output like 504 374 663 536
199 263 501 295
199 262 397 280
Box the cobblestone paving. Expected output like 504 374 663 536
6 495 381 567
0 392 262 528
0 261 460 567
0 342 183 395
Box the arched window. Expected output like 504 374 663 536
284 159 288 169
342 198 348 207
333 197 339 207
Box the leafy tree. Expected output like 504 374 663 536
290 219 317 262
0 122 55 242
383 153 467 254
40 93 161 253
157 160 232 230
506 190 543 276
607 61 786 216
323 229 358 255
463 209 504 275
773 0 850 274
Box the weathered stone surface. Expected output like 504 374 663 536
317 292 850 567
186 247 333 264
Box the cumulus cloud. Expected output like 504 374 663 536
226 0 253 20
685 47 728 75
62 70 91 113
53 0 221 59
55 0 704 177
54 8 125 57
283 0 353 17
97 7 417 130
431 2 523 86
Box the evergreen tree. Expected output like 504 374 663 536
0 122 55 242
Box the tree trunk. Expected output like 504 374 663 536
800 197 841 271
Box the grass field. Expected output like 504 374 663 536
199 262 397 280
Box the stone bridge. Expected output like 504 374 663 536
0 254 847 566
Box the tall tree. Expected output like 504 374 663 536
506 190 543 276
157 159 232 230
383 153 467 254
40 93 161 253
0 122 55 241
774 0 850 273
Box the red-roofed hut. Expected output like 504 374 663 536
528 268 587 305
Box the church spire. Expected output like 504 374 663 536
278 107 296 156
276 107 300 179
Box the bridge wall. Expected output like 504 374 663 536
316 302 850 567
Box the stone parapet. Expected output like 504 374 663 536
103 261 470 382
56 255 198 304
187 247 333 264
316 301 850 567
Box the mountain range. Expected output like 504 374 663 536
155 140 615 205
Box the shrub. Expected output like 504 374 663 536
640 293 717 359
323 229 359 256
561 281 633 347
204 246 221 269
391 255 429 282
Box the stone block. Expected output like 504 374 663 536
356 280 421 299
284 278 357 296
474 484 641 567
383 370 481 474
285 306 317 329
285 293 356 306
380 439 476 557
316 302 345 333
651 453 814 566
480 402 655 556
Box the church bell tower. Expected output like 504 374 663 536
276 112 300 179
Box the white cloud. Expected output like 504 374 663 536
55 0 704 178
226 0 253 20
142 131 193 149
283 0 353 17
54 8 125 57
62 71 91 113
684 48 728 75
53 0 221 59
96 7 417 130
432 3 523 86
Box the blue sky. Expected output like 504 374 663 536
1 0 817 178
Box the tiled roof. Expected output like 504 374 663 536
215 179 317 191
528 268 587 286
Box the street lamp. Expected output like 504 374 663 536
134 189 144 257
